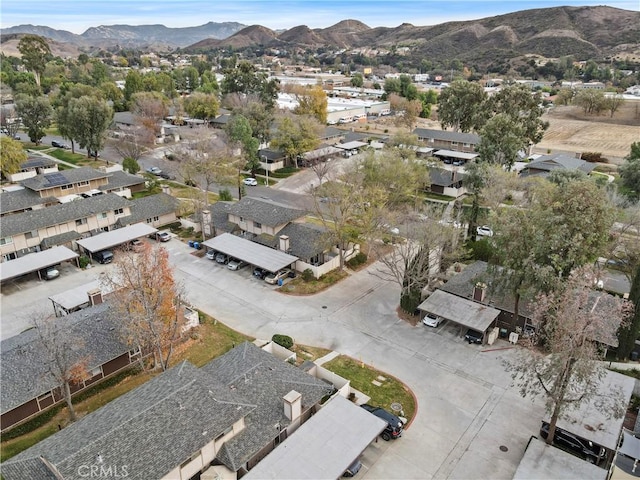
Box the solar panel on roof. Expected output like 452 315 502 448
44 172 68 187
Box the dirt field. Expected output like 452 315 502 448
534 101 640 164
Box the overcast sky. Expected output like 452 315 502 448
1 0 636 34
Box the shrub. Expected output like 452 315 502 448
1 405 63 440
467 238 494 262
347 252 367 269
218 189 233 201
78 255 90 269
272 334 294 349
122 157 140 174
301 268 314 282
582 152 608 163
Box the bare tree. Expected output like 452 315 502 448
31 312 90 423
101 244 185 371
108 126 147 163
310 155 337 186
505 266 630 446
178 131 240 240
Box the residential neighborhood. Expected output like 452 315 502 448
1 4 640 480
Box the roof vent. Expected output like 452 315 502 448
96 454 103 464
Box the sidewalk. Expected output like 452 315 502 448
27 148 79 169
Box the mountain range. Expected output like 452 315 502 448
1 6 639 70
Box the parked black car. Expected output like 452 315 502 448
360 404 404 441
540 421 606 464
253 267 267 279
93 250 114 264
51 140 69 149
464 329 483 344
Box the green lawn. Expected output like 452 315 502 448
323 355 416 422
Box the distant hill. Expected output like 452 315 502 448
187 6 639 69
1 5 638 68
0 21 247 49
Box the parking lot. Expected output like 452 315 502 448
1 237 547 479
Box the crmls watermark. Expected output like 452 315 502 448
77 464 129 478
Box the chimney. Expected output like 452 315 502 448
279 235 290 252
202 209 212 237
283 390 301 421
87 288 103 306
473 282 486 303
161 184 170 194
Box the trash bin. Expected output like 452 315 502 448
277 278 284 286
499 328 508 338
194 242 200 250
188 240 194 248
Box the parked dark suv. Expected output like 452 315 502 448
540 421 606 464
464 329 483 344
361 404 404 441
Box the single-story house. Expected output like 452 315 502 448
413 128 480 153
429 168 466 197
519 153 597 178
5 157 58 183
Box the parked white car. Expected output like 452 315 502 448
243 177 258 186
476 225 494 237
422 313 444 328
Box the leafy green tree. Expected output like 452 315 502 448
122 157 141 174
198 71 219 94
221 60 279 109
124 69 144 102
437 80 487 132
69 96 113 158
0 137 27 177
463 161 491 240
351 73 364 87
270 113 321 168
17 35 51 86
183 92 219 121
15 94 52 145
619 142 640 199
230 99 274 145
617 263 640 360
477 113 526 170
224 114 259 173
574 89 606 115
487 83 549 147
54 84 101 153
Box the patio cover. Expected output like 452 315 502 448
76 223 157 253
0 246 78 282
303 146 342 161
244 395 386 480
434 150 479 160
417 289 500 333
49 279 114 312
335 141 368 150
202 233 297 273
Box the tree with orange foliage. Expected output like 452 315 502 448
103 242 185 371
31 312 90 422
131 91 169 145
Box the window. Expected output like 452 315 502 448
463 143 471 148
254 222 262 229
25 231 38 240
239 216 244 222
76 218 87 226
3 252 17 261
60 184 73 190
37 391 53 403
129 346 142 360
99 212 107 219
0 236 14 245
78 181 89 186
114 208 124 216
89 366 102 377
146 216 159 223
451 141 458 148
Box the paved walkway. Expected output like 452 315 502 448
315 350 341 366
27 148 79 169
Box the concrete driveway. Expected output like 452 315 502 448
0 237 546 479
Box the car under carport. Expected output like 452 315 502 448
417 289 501 343
76 223 158 260
202 233 298 274
0 246 79 283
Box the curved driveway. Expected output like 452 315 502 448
167 239 545 480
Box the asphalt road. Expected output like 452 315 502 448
0 236 547 479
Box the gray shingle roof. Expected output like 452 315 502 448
21 167 110 192
430 168 465 187
1 302 131 414
208 201 239 234
228 197 305 228
3 362 255 480
98 170 146 191
520 154 596 177
0 193 132 237
413 128 480 145
255 223 330 259
123 193 179 225
202 342 333 472
40 230 82 248
0 457 59 480
0 188 56 215
20 157 57 169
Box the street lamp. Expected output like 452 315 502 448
262 155 269 187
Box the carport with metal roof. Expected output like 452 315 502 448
202 233 297 273
417 289 500 335
433 150 479 161
76 223 157 254
335 141 368 152
244 395 386 480
0 246 79 282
